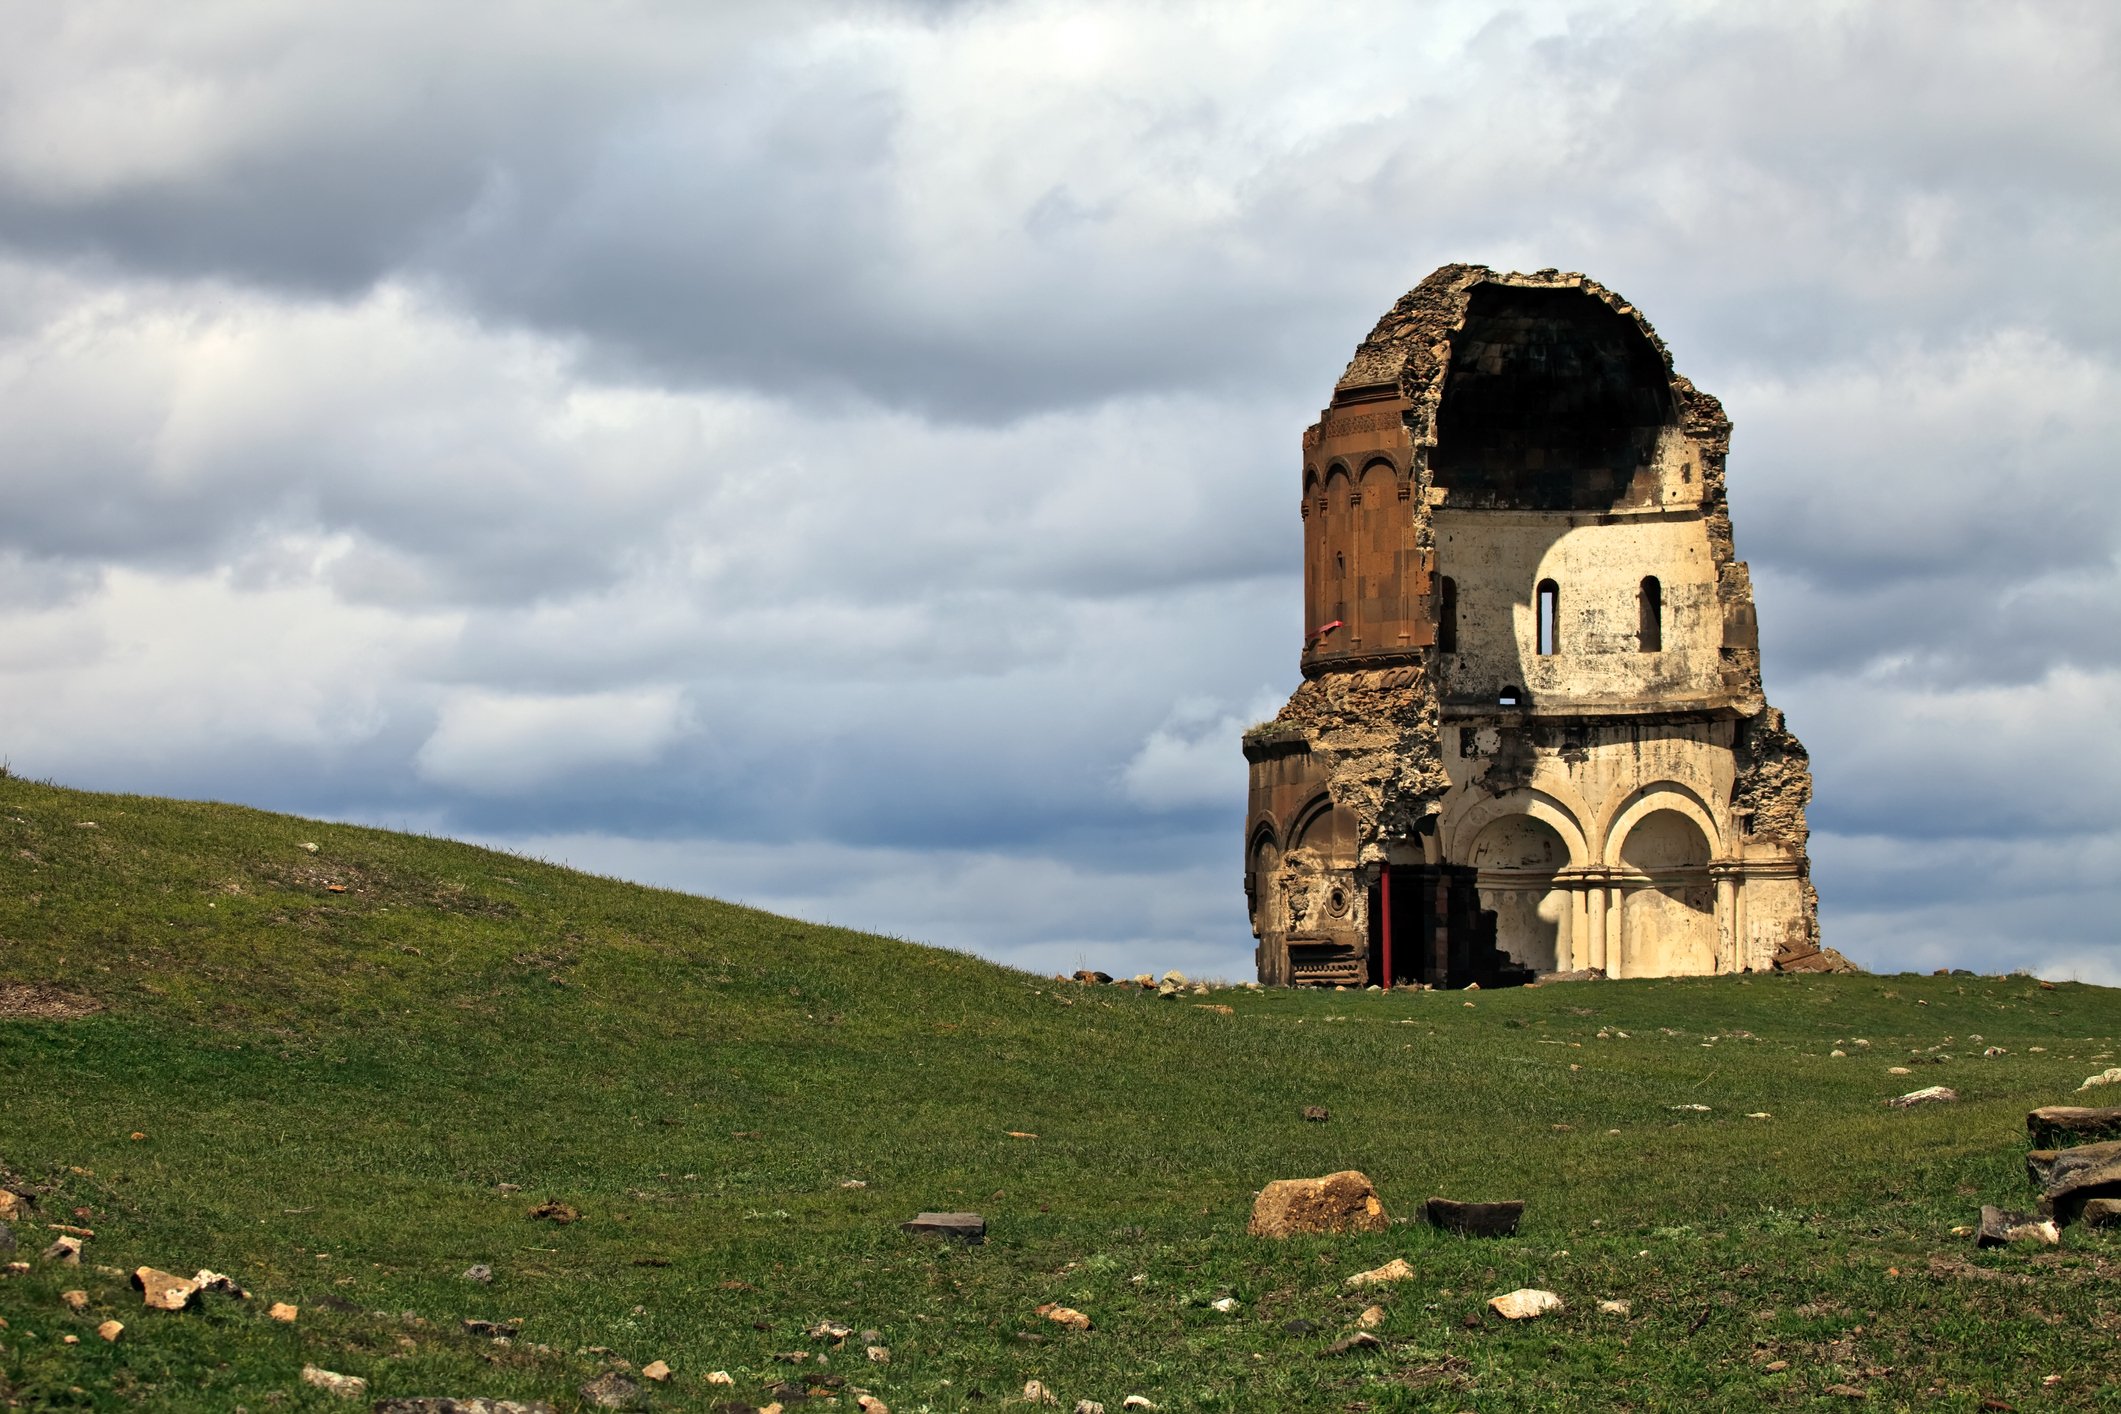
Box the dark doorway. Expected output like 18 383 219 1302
1369 864 1535 989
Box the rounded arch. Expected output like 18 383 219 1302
1358 454 1398 479
1302 466 1320 495
1440 786 1592 871
1602 782 1722 867
1287 791 1357 857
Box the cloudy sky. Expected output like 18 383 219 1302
3 0 2116 982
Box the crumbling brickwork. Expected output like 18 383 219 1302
1244 265 1828 986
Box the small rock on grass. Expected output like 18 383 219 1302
900 1211 985 1243
807 1319 854 1341
269 1301 299 1322
301 1366 369 1400
1322 1331 1383 1355
578 1371 642 1409
1977 1206 2059 1248
2082 1197 2121 1228
1597 1299 1631 1316
641 1360 671 1382
528 1200 581 1224
1038 1302 1092 1330
1356 1305 1384 1328
1886 1086 1957 1108
1822 1383 1868 1399
43 1235 82 1265
1073 1402 1104 1414
97 1319 123 1341
60 1289 87 1311
1022 1380 1060 1406
1344 1257 1415 1288
1424 1197 1524 1238
1487 1289 1563 1320
1122 1400 1158 1412
131 1267 196 1310
461 1264 494 1283
706 1370 736 1385
856 1397 891 1414
867 1344 890 1362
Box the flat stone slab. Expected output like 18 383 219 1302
2026 1139 2121 1191
900 1211 986 1243
2044 1155 2121 1225
2028 1106 2121 1148
1424 1197 1525 1238
1977 1205 2059 1248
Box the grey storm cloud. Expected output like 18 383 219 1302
0 0 2117 982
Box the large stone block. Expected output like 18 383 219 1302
1247 1170 1388 1238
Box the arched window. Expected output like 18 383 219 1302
1437 576 1458 654
1536 579 1560 656
1498 684 1521 707
1638 575 1663 652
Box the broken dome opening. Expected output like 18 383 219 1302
1430 284 1675 510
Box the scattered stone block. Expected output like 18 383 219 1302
1424 1197 1524 1237
900 1211 985 1243
1322 1330 1383 1355
2078 1067 2121 1092
1072 970 1112 985
2080 1197 2121 1228
1488 1288 1563 1320
97 1319 122 1341
1037 1302 1092 1330
2025 1139 2121 1191
1977 1206 2060 1248
269 1302 299 1322
2028 1106 2121 1147
59 1289 87 1311
131 1267 195 1309
1885 1086 1957 1108
461 1264 494 1284
1597 1299 1630 1316
1356 1304 1384 1328
301 1366 369 1400
1022 1380 1060 1406
2044 1153 2121 1224
43 1235 82 1265
1248 1171 1387 1238
578 1371 642 1409
1300 1106 1329 1123
1344 1257 1415 1288
641 1360 671 1382
866 1344 890 1363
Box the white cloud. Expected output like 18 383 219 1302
415 686 691 795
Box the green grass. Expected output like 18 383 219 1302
1 776 2117 1412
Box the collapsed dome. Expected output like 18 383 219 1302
1430 284 1675 511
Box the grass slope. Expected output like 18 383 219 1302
1 778 2117 1412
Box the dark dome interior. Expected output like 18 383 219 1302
1430 284 1674 511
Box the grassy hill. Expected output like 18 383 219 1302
1 777 2116 1412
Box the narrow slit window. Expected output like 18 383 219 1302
1536 579 1560 656
1638 575 1663 652
1437 576 1458 654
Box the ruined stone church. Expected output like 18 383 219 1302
1243 264 1823 987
